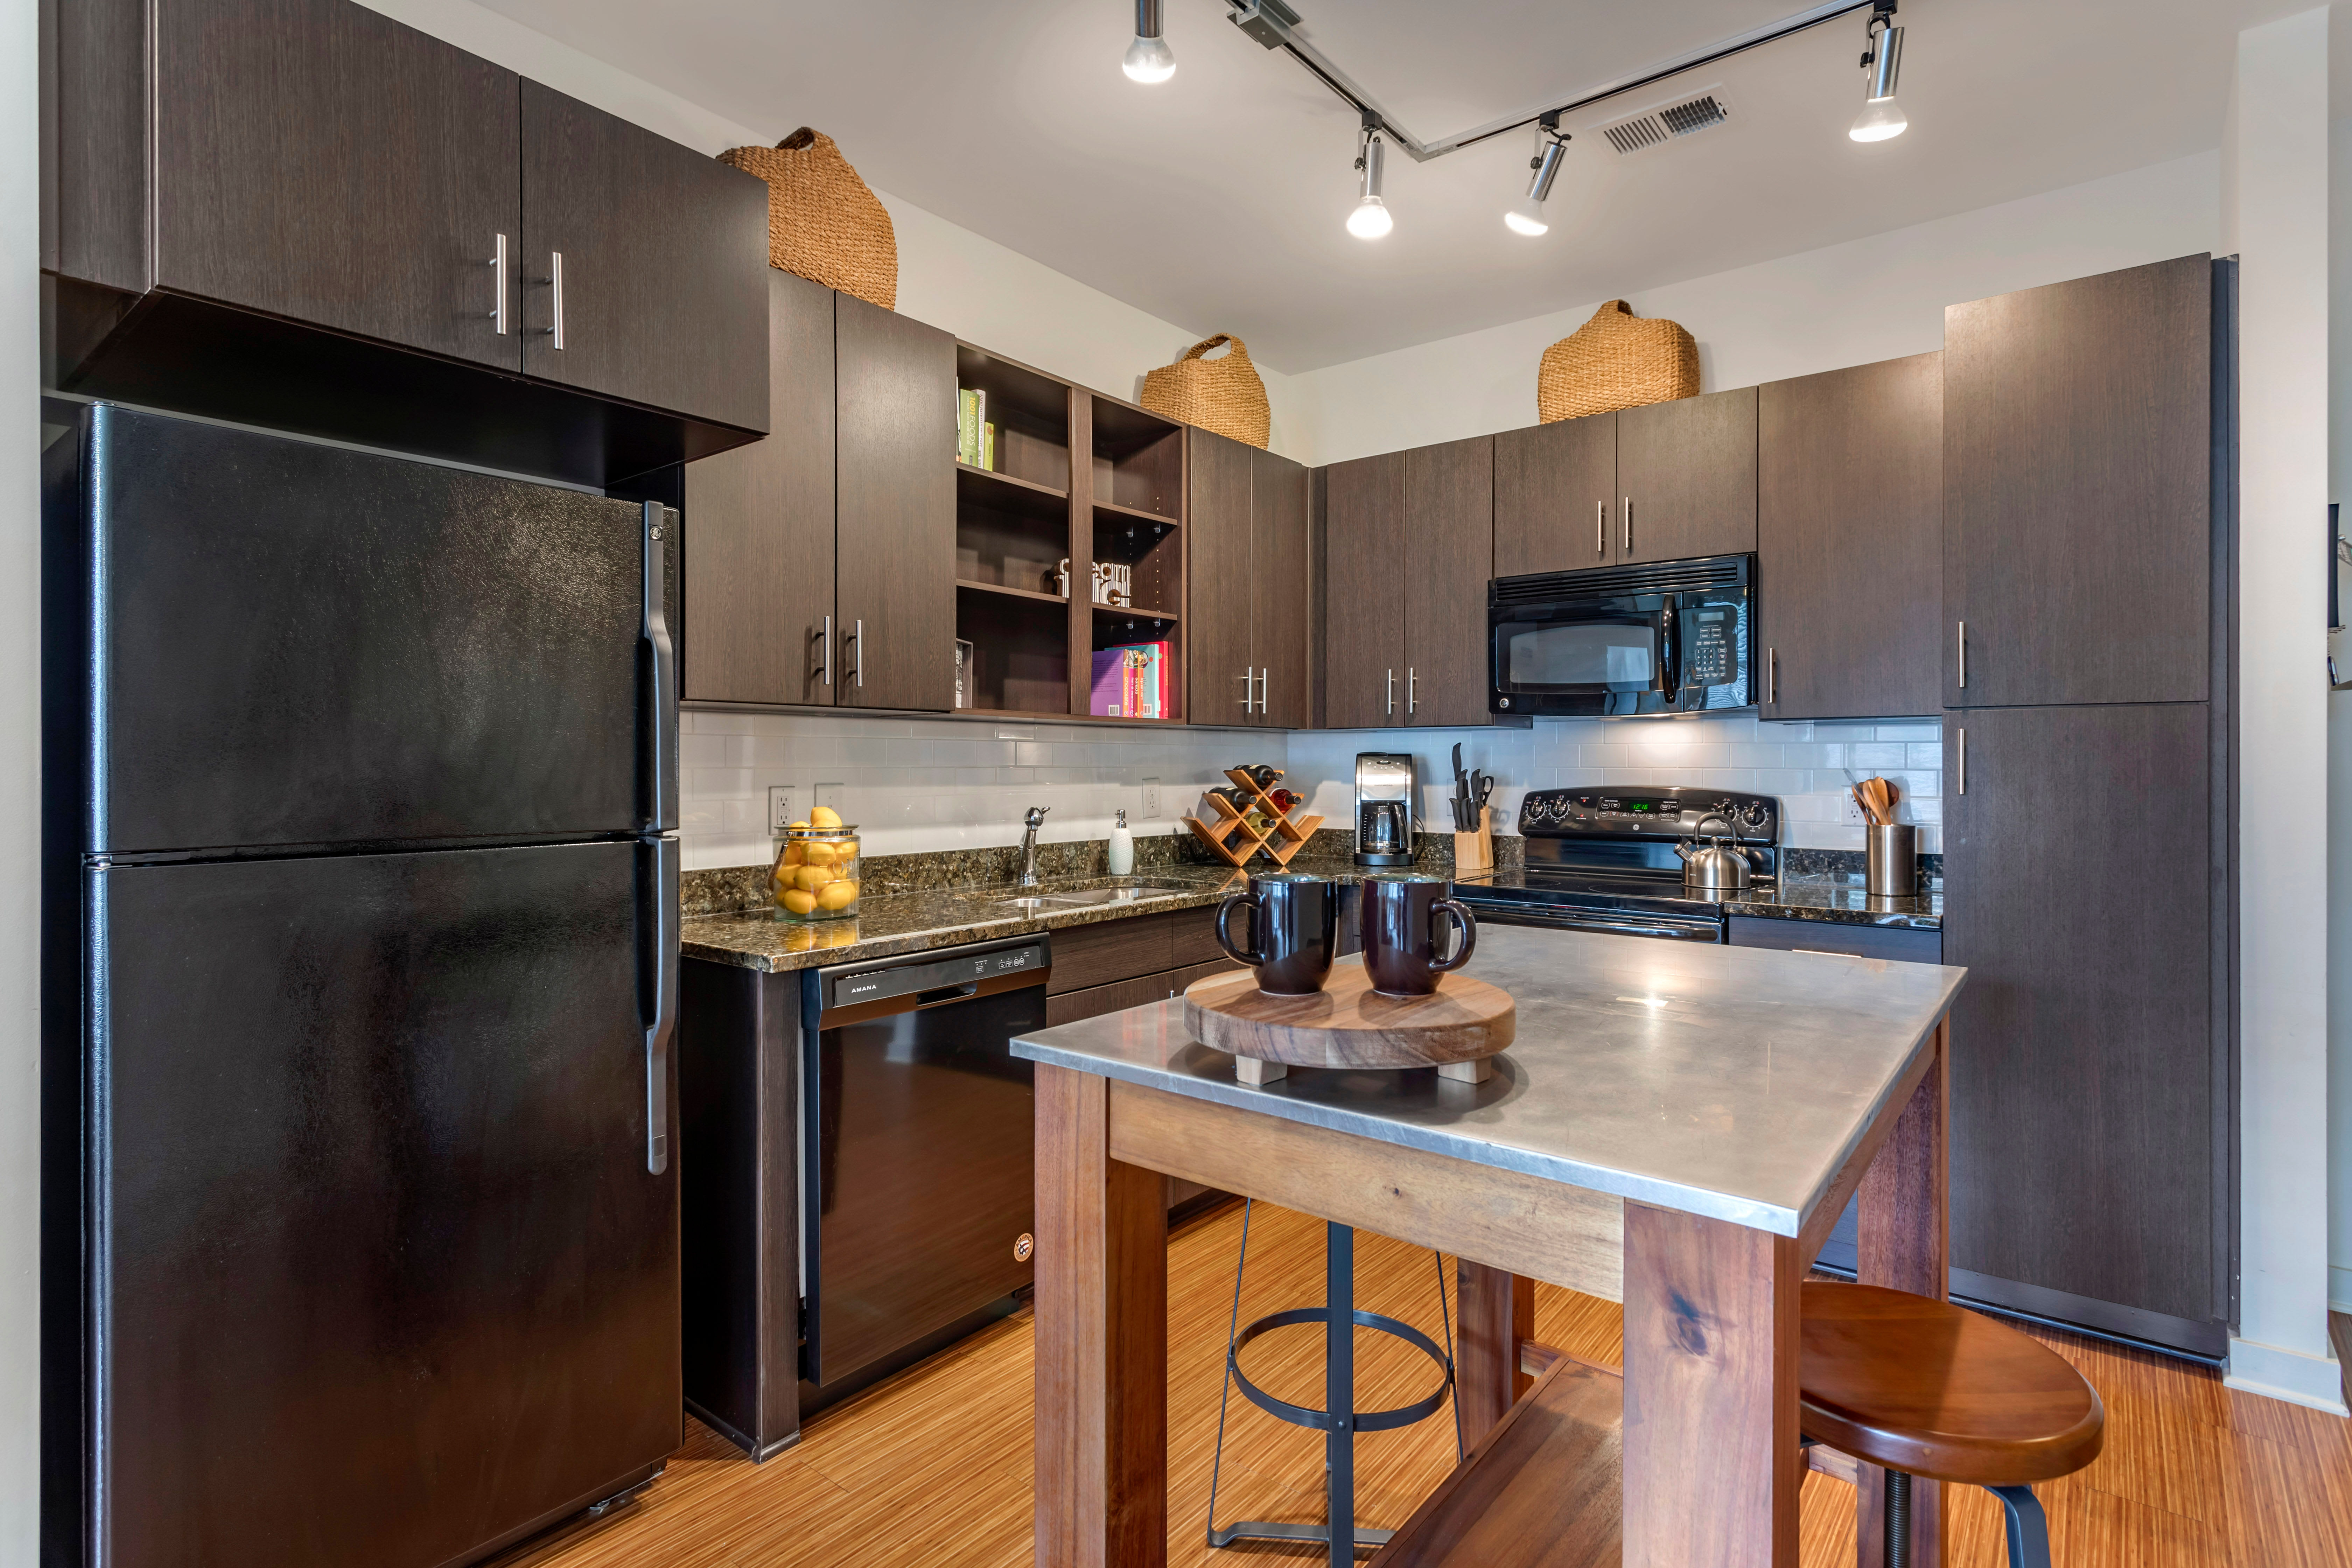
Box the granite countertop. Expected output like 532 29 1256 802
1450 867 1942 930
1011 924 1967 1237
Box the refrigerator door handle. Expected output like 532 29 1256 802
638 835 679 1175
640 501 679 832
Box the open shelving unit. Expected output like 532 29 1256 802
952 343 1189 722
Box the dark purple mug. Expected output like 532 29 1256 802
1360 874 1477 996
1213 872 1337 996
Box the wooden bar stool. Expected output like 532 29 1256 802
1799 1282 2104 1568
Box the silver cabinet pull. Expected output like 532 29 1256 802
1956 620 1966 688
1258 668 1269 715
489 233 508 334
1407 667 1418 715
1622 497 1633 555
547 252 566 350
1766 647 1777 705
1956 727 1966 794
1597 500 1606 559
853 618 864 688
820 614 833 688
1386 668 1394 716
1238 671 1253 712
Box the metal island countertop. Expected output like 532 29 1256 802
1010 922 1966 1238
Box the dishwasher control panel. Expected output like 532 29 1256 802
828 940 1047 1011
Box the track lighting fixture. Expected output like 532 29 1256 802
1123 0 1175 83
1849 1 1906 141
1505 115 1568 237
1348 116 1392 240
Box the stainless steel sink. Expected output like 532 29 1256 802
984 884 1191 912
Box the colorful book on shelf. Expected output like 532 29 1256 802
957 388 989 467
1089 641 1170 719
980 422 995 471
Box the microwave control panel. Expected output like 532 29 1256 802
1519 785 1778 842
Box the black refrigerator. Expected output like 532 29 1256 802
40 404 682 1568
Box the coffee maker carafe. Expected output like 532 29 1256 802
1353 752 1415 867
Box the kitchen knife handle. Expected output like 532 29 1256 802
489 233 508 335
638 835 679 1176
639 501 677 832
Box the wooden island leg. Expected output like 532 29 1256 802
1034 1064 1169 1568
1854 1019 1951 1568
1455 1261 1534 1447
1622 1203 1802 1568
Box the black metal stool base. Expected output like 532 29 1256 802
1206 1211 1461 1566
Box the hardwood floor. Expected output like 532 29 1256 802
487 1201 2352 1568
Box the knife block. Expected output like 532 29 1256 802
1453 806 1494 874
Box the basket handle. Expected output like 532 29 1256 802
1180 334 1248 363
777 126 817 151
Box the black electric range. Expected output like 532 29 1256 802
1449 784 1782 942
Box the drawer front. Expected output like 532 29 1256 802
1726 915 1942 965
1168 904 1234 967
1044 974 1166 1027
1166 957 1247 995
1046 914 1174 994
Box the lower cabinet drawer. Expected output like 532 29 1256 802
1168 905 1231 967
1726 915 1942 965
1047 915 1176 994
1044 974 1165 1026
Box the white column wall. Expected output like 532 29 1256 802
2231 5 2345 1413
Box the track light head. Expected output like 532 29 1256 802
1349 124 1392 239
1849 7 1905 141
1123 0 1175 82
1506 121 1568 237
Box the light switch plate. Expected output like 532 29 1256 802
768 786 798 833
1141 778 1162 818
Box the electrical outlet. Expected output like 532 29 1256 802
1841 793 1864 825
1141 778 1162 819
813 782 844 815
768 785 798 833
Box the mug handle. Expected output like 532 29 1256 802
1215 892 1266 966
1428 898 1478 974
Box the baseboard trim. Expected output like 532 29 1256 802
2226 1335 2350 1416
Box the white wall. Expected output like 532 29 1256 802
2230 6 2343 1414
2330 105 2352 1317
1280 153 2220 467
2 0 38 1550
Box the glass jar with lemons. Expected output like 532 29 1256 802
771 805 861 920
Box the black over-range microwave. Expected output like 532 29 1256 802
1488 554 1754 717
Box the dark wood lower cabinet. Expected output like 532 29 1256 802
1941 703 2225 1354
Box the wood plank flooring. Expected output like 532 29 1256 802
486 1202 2352 1568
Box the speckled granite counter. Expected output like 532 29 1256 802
1450 866 1942 930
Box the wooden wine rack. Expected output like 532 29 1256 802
1184 767 1325 870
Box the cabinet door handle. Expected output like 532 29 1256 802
1258 668 1269 716
820 614 833 688
1407 667 1418 715
853 618 864 688
1766 647 1777 705
1238 670 1254 713
547 252 566 350
1622 497 1632 555
1956 727 1966 794
489 233 508 335
1956 620 1966 688
1386 668 1394 716
1597 501 1606 559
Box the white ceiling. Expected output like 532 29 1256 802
476 0 2295 372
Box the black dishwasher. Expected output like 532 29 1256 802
800 934 1047 1409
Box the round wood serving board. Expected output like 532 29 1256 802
1182 966 1516 1071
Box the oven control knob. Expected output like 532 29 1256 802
1739 802 1770 830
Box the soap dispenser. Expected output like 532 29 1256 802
1108 807 1134 875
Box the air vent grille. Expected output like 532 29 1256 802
1595 88 1733 156
1491 554 1750 605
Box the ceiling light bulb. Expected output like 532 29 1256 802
1122 0 1174 83
1504 200 1548 237
1848 96 1906 141
1348 195 1393 239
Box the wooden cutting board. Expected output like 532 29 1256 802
1183 965 1516 1085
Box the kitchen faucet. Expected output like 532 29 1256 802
1017 805 1050 887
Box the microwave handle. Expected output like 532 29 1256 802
1658 601 1678 695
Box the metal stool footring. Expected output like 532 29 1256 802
1206 1202 1463 1564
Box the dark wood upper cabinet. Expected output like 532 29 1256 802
1615 386 1757 564
682 271 836 706
1758 354 1942 721
147 0 521 370
1320 453 1407 729
1943 255 2212 707
1494 413 1615 576
1942 703 2221 1337
1186 430 1257 727
519 81 769 433
1251 448 1312 729
1404 435 1495 727
835 294 955 713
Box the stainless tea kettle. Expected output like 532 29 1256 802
1676 813 1754 894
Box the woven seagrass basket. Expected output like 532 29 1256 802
718 128 897 310
1537 300 1699 422
1140 335 1272 449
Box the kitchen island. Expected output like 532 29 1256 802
1011 923 1965 1568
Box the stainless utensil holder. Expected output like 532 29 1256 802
1865 823 1918 897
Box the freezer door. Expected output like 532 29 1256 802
62 404 670 854
83 842 679 1568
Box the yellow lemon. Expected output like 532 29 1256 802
803 841 837 866
793 865 832 894
809 805 843 829
780 889 818 915
817 880 859 911
780 842 805 867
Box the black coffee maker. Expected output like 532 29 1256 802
1353 751 1415 867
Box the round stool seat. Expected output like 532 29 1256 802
1800 1282 2105 1488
